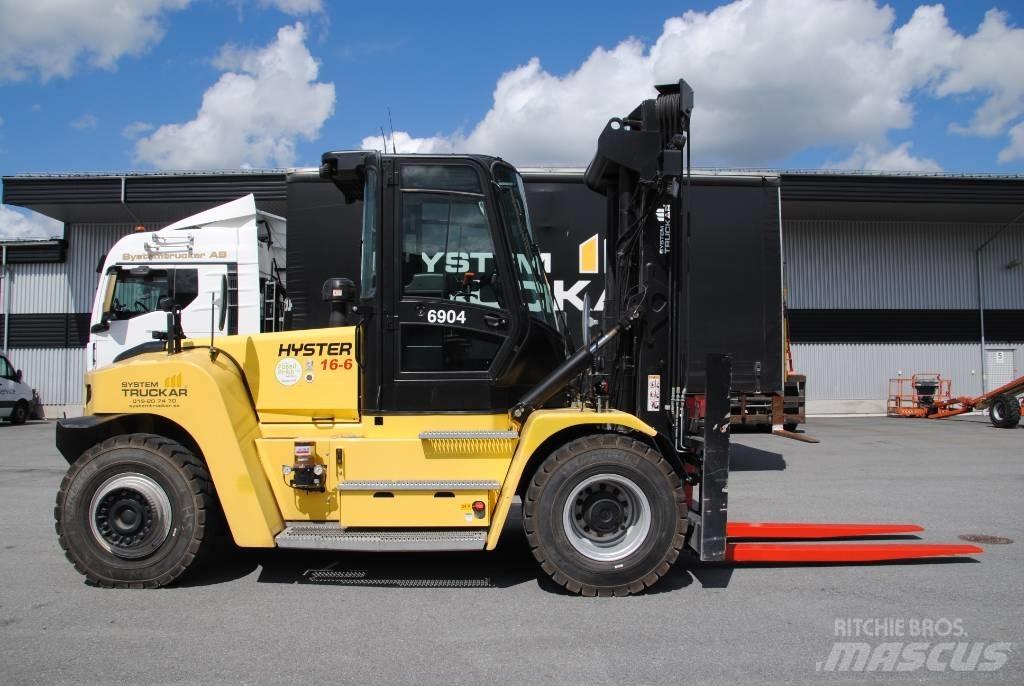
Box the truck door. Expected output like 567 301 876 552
89 265 225 369
382 162 517 411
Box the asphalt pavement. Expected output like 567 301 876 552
1 416 1021 685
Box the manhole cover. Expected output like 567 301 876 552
958 534 1013 545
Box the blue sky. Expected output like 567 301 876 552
1 0 1024 236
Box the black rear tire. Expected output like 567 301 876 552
989 395 1021 429
10 400 28 425
54 433 219 588
523 434 686 596
783 422 799 432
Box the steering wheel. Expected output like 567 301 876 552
108 297 128 319
133 300 149 314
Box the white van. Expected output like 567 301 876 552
0 352 38 424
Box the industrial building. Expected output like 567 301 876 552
2 169 1022 417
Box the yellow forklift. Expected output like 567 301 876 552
54 81 979 595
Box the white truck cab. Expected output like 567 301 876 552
88 195 287 370
0 351 38 424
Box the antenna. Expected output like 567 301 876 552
388 108 397 154
379 126 388 153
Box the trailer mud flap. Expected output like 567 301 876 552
688 353 731 562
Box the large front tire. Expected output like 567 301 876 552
54 434 218 588
989 394 1021 429
524 434 686 596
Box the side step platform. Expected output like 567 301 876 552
723 521 982 564
275 523 487 552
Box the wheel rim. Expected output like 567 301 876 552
89 473 173 560
562 473 652 562
993 403 1004 421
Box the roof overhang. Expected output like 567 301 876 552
2 171 287 224
4 167 1024 225
780 172 1024 222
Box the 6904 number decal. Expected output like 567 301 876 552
426 309 466 324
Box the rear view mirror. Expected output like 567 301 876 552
90 318 110 334
157 296 176 312
15 370 23 383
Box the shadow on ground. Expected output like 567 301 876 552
176 525 980 595
177 513 739 595
730 443 786 471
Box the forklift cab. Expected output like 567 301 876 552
320 150 566 413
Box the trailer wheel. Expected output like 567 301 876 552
9 400 29 425
523 434 686 596
54 433 219 588
989 395 1021 429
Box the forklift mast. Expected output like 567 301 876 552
584 80 731 561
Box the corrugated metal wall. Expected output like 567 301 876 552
784 221 1024 310
792 342 1024 401
6 347 86 408
5 223 160 314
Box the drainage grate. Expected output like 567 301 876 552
958 534 1013 545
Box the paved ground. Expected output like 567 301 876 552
0 416 1021 685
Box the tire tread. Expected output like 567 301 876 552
54 433 219 589
523 433 686 596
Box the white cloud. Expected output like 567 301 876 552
935 9 1024 137
360 130 457 155
259 0 323 15
832 141 942 172
998 122 1024 163
0 0 191 82
69 113 97 131
363 1 1024 168
0 205 63 240
134 23 335 169
122 122 155 140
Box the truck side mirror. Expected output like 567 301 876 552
90 319 110 334
157 296 176 312
15 370 23 383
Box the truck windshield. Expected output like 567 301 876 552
491 162 558 329
105 268 199 320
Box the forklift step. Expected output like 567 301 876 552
275 523 487 551
337 480 501 491
418 431 519 440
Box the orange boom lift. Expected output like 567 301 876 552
888 372 1024 428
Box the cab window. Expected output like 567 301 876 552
0 355 14 380
401 192 504 311
106 268 199 321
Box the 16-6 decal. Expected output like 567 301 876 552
425 308 466 324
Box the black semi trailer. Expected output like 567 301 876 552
284 168 804 429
